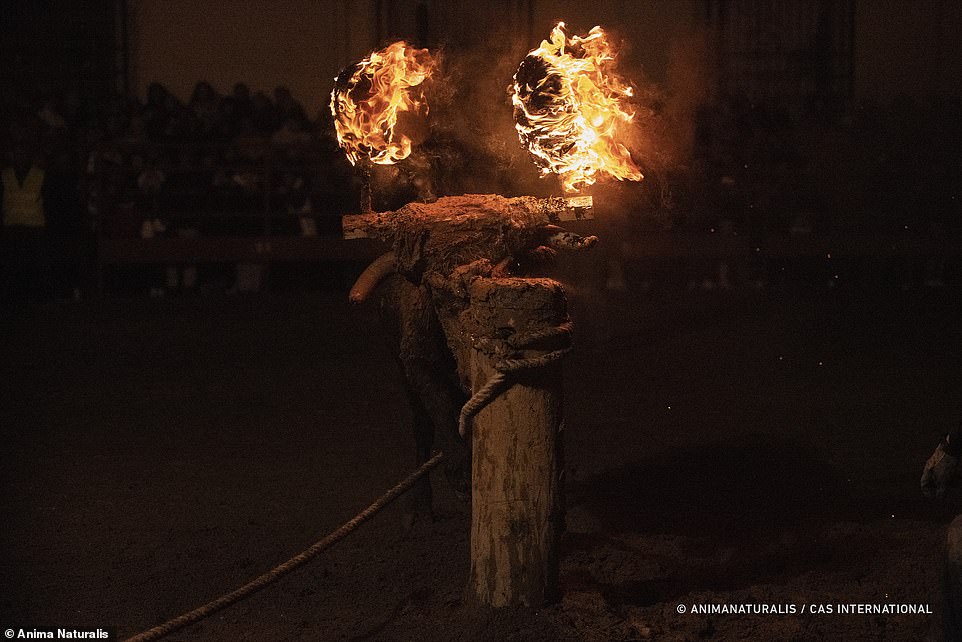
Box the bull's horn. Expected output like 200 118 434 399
349 252 396 303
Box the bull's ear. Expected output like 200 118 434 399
350 252 397 303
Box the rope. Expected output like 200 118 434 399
123 451 444 642
458 321 573 437
506 321 573 350
458 372 509 437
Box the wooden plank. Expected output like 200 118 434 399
342 195 594 240
98 236 385 264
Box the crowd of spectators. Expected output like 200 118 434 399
89 81 356 238
119 81 314 144
2 77 962 300
1 80 359 298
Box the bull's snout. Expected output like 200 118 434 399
539 225 599 251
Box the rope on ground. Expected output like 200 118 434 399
123 451 444 642
459 321 573 437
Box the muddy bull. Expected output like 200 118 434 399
345 194 596 524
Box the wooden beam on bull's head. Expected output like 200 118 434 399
342 194 593 240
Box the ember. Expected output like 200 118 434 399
330 41 436 166
511 22 643 192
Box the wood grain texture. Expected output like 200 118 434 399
466 277 568 608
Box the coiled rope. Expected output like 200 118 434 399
123 451 444 642
458 321 573 437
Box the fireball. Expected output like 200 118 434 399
511 23 643 192
330 42 435 166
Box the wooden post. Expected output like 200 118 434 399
466 277 567 608
339 195 597 605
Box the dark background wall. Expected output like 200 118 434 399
4 0 960 119
1 0 118 115
125 0 699 112
854 0 962 102
128 0 375 119
122 0 962 112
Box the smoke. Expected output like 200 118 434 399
417 38 554 198
589 24 713 218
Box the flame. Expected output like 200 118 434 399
330 42 435 166
511 23 643 192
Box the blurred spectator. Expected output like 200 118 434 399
272 86 308 130
272 116 312 146
1 143 52 301
37 97 66 131
232 82 254 122
188 81 220 140
250 91 277 135
142 82 171 140
213 97 239 141
161 92 190 141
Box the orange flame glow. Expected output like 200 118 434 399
330 42 435 166
512 23 643 192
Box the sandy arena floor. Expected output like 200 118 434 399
2 285 960 641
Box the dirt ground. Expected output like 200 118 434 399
2 282 961 641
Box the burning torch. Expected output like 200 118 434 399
330 40 436 212
511 22 643 208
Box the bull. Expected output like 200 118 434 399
345 194 596 524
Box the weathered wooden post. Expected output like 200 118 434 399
464 277 568 607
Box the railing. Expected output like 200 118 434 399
90 140 962 296
91 139 381 294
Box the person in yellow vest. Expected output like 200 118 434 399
1 144 52 301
